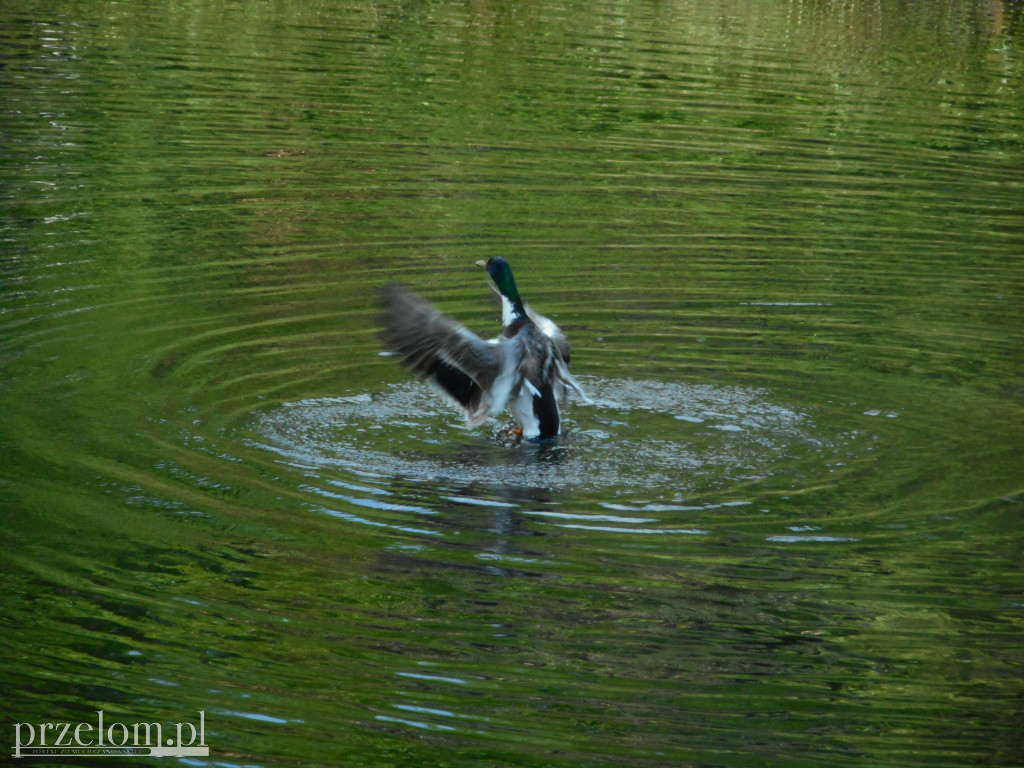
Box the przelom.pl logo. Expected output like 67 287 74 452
12 710 207 758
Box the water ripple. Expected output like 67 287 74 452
249 375 853 504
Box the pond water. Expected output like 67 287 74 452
2 1 1023 766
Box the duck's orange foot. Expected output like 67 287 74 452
495 423 524 444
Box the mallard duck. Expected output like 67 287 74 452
379 257 587 441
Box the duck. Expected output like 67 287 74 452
379 257 587 441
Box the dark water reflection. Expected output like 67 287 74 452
2 1 1024 766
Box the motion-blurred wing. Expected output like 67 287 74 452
379 283 509 425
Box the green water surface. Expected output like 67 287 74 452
2 1 1023 766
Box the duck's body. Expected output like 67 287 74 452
379 257 586 440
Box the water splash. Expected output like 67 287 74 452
249 376 833 494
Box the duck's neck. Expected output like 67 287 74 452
487 259 527 322
500 293 527 325
494 278 526 322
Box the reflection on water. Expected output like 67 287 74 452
2 1 1024 766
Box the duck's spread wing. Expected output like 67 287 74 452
515 326 590 406
380 283 508 424
525 304 572 363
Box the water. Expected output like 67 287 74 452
2 1 1023 766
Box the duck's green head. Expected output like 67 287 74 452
477 257 525 313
